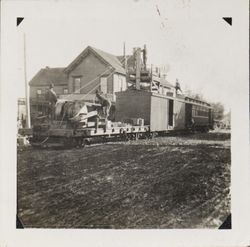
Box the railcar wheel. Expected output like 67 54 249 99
77 138 86 148
137 133 143 139
134 133 139 140
121 131 129 141
128 133 137 141
84 138 91 146
204 126 209 133
145 132 152 139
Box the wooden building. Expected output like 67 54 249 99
64 46 127 100
29 46 129 121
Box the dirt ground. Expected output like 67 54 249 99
17 130 231 228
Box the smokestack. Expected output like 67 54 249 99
135 48 141 90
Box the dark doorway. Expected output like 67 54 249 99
185 103 192 127
168 99 174 126
208 109 213 126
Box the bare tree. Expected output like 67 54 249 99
184 89 205 101
211 102 225 120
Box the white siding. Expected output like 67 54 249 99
100 77 108 94
113 73 127 93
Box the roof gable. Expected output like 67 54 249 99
117 55 135 70
65 46 126 74
29 67 68 86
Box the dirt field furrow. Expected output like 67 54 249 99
17 131 231 228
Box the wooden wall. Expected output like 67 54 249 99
30 85 68 99
116 90 191 132
68 52 109 94
115 91 151 124
174 100 186 129
150 95 169 131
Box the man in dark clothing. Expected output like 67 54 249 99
95 90 111 119
175 79 183 94
45 83 57 120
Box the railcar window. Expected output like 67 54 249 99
192 105 209 117
73 77 81 93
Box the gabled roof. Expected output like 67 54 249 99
29 67 68 86
117 55 135 70
185 96 211 107
65 46 126 74
116 55 131 62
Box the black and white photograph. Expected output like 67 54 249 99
1 0 249 246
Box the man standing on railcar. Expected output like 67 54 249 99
175 79 183 94
95 89 111 119
45 83 57 120
191 118 196 132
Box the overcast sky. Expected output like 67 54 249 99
9 0 248 112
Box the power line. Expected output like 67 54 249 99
64 57 126 99
58 57 126 123
80 64 119 100
64 67 113 99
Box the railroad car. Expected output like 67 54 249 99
29 88 213 148
115 90 213 133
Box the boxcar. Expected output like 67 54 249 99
115 90 213 132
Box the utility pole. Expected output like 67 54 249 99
142 44 147 70
23 33 31 128
123 42 127 72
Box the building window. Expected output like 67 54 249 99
37 89 42 95
100 77 108 94
63 88 68 94
73 77 81 93
36 89 43 98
